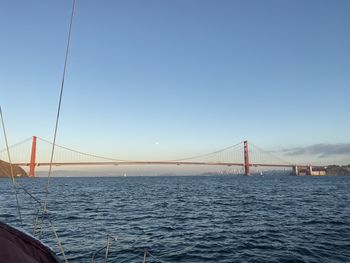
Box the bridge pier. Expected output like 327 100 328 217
244 140 250 176
29 136 37 177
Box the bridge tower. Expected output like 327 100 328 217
29 136 37 177
244 140 250 176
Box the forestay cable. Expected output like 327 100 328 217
43 0 76 212
40 1 77 262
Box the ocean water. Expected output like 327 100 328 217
1 175 350 263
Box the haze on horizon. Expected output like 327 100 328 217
1 0 349 167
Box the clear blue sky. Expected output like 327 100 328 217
1 0 349 164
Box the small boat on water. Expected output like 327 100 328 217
0 221 62 263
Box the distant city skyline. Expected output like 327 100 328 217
1 0 349 166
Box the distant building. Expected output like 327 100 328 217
293 165 326 176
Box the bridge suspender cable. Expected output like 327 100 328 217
0 137 32 154
166 141 244 162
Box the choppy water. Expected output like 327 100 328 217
1 175 350 263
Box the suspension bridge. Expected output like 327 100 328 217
0 136 327 177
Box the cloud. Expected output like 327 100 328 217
282 143 350 158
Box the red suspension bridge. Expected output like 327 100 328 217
1 136 327 177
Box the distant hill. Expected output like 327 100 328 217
0 160 28 178
326 165 350 176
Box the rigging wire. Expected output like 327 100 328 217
15 181 69 260
38 0 77 262
43 0 76 211
90 235 115 263
0 106 22 222
48 218 69 262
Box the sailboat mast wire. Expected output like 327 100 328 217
44 0 76 210
0 106 22 222
40 1 76 262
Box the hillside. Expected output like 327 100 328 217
326 165 350 176
0 160 28 178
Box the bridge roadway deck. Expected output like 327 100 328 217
14 161 325 169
